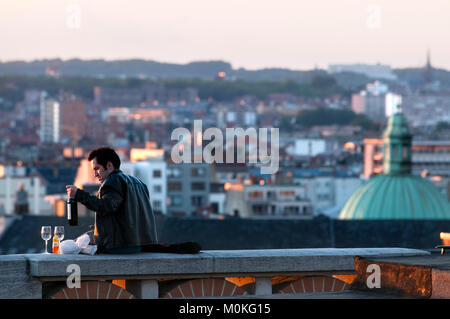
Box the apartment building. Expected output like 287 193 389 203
167 162 210 217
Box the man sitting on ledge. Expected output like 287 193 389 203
66 146 158 254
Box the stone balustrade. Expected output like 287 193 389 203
0 248 430 299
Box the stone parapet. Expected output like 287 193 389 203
0 248 430 299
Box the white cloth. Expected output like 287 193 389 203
59 240 81 254
59 233 97 255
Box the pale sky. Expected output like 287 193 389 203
1 0 449 70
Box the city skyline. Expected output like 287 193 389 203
1 0 449 70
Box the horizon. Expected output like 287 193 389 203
0 57 447 73
1 0 449 71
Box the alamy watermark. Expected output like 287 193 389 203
170 120 279 174
366 4 381 29
366 264 381 288
66 263 81 289
66 4 82 30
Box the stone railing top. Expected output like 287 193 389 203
1 247 429 280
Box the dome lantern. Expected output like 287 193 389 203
382 112 412 175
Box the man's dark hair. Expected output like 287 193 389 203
88 146 121 169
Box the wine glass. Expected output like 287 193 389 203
40 226 51 254
54 226 65 241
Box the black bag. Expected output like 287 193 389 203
142 242 202 254
85 224 201 254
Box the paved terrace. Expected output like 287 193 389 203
0 247 432 299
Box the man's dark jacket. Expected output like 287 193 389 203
75 169 158 252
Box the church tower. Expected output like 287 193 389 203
423 49 433 84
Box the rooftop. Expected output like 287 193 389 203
339 174 450 219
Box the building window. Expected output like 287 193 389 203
152 200 162 209
248 191 263 199
392 145 399 160
153 170 162 178
168 182 182 191
167 168 181 178
211 202 219 214
252 204 267 215
191 182 205 191
402 146 409 160
170 196 183 207
279 190 295 198
153 185 162 193
284 206 299 214
191 167 205 177
191 196 203 206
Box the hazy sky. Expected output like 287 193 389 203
1 0 449 70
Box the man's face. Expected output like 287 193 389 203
91 158 113 183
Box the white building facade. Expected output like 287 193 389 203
293 176 363 217
121 160 167 215
39 92 60 143
289 139 327 157
244 184 313 218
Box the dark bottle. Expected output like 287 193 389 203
67 198 78 226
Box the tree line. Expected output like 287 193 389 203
0 74 350 107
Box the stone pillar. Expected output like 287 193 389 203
125 279 159 299
254 277 272 296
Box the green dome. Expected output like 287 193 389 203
339 174 450 219
339 112 450 219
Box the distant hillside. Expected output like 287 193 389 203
0 59 234 79
393 67 450 89
0 58 331 83
0 58 449 90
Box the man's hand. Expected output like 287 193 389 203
66 185 78 199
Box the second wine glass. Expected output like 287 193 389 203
54 226 65 241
